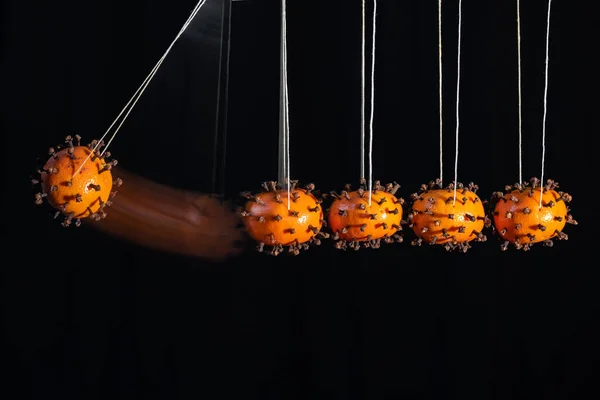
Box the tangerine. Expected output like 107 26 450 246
327 180 404 250
491 178 576 250
408 180 489 252
239 180 328 256
33 135 120 226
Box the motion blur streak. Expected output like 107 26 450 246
90 168 245 261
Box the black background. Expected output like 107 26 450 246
2 0 599 399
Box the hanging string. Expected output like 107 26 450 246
367 0 377 206
438 0 444 185
452 0 462 204
285 19 291 209
277 0 292 209
360 0 366 181
212 0 233 197
72 0 208 179
516 0 523 184
539 0 552 207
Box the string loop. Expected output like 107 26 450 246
278 0 291 208
517 0 523 185
367 0 377 205
452 0 462 204
438 0 443 186
539 0 553 207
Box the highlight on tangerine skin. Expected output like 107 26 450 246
326 180 404 250
408 179 490 252
490 177 577 251
239 180 329 256
33 135 121 227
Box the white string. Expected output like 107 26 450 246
517 0 523 184
72 0 207 178
438 0 443 186
452 0 462 204
360 0 366 181
367 0 377 206
281 0 291 209
540 0 552 207
285 75 290 209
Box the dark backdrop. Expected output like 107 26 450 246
2 0 599 399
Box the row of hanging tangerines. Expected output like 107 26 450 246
32 136 575 255
239 177 576 255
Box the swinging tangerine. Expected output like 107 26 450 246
33 135 121 226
